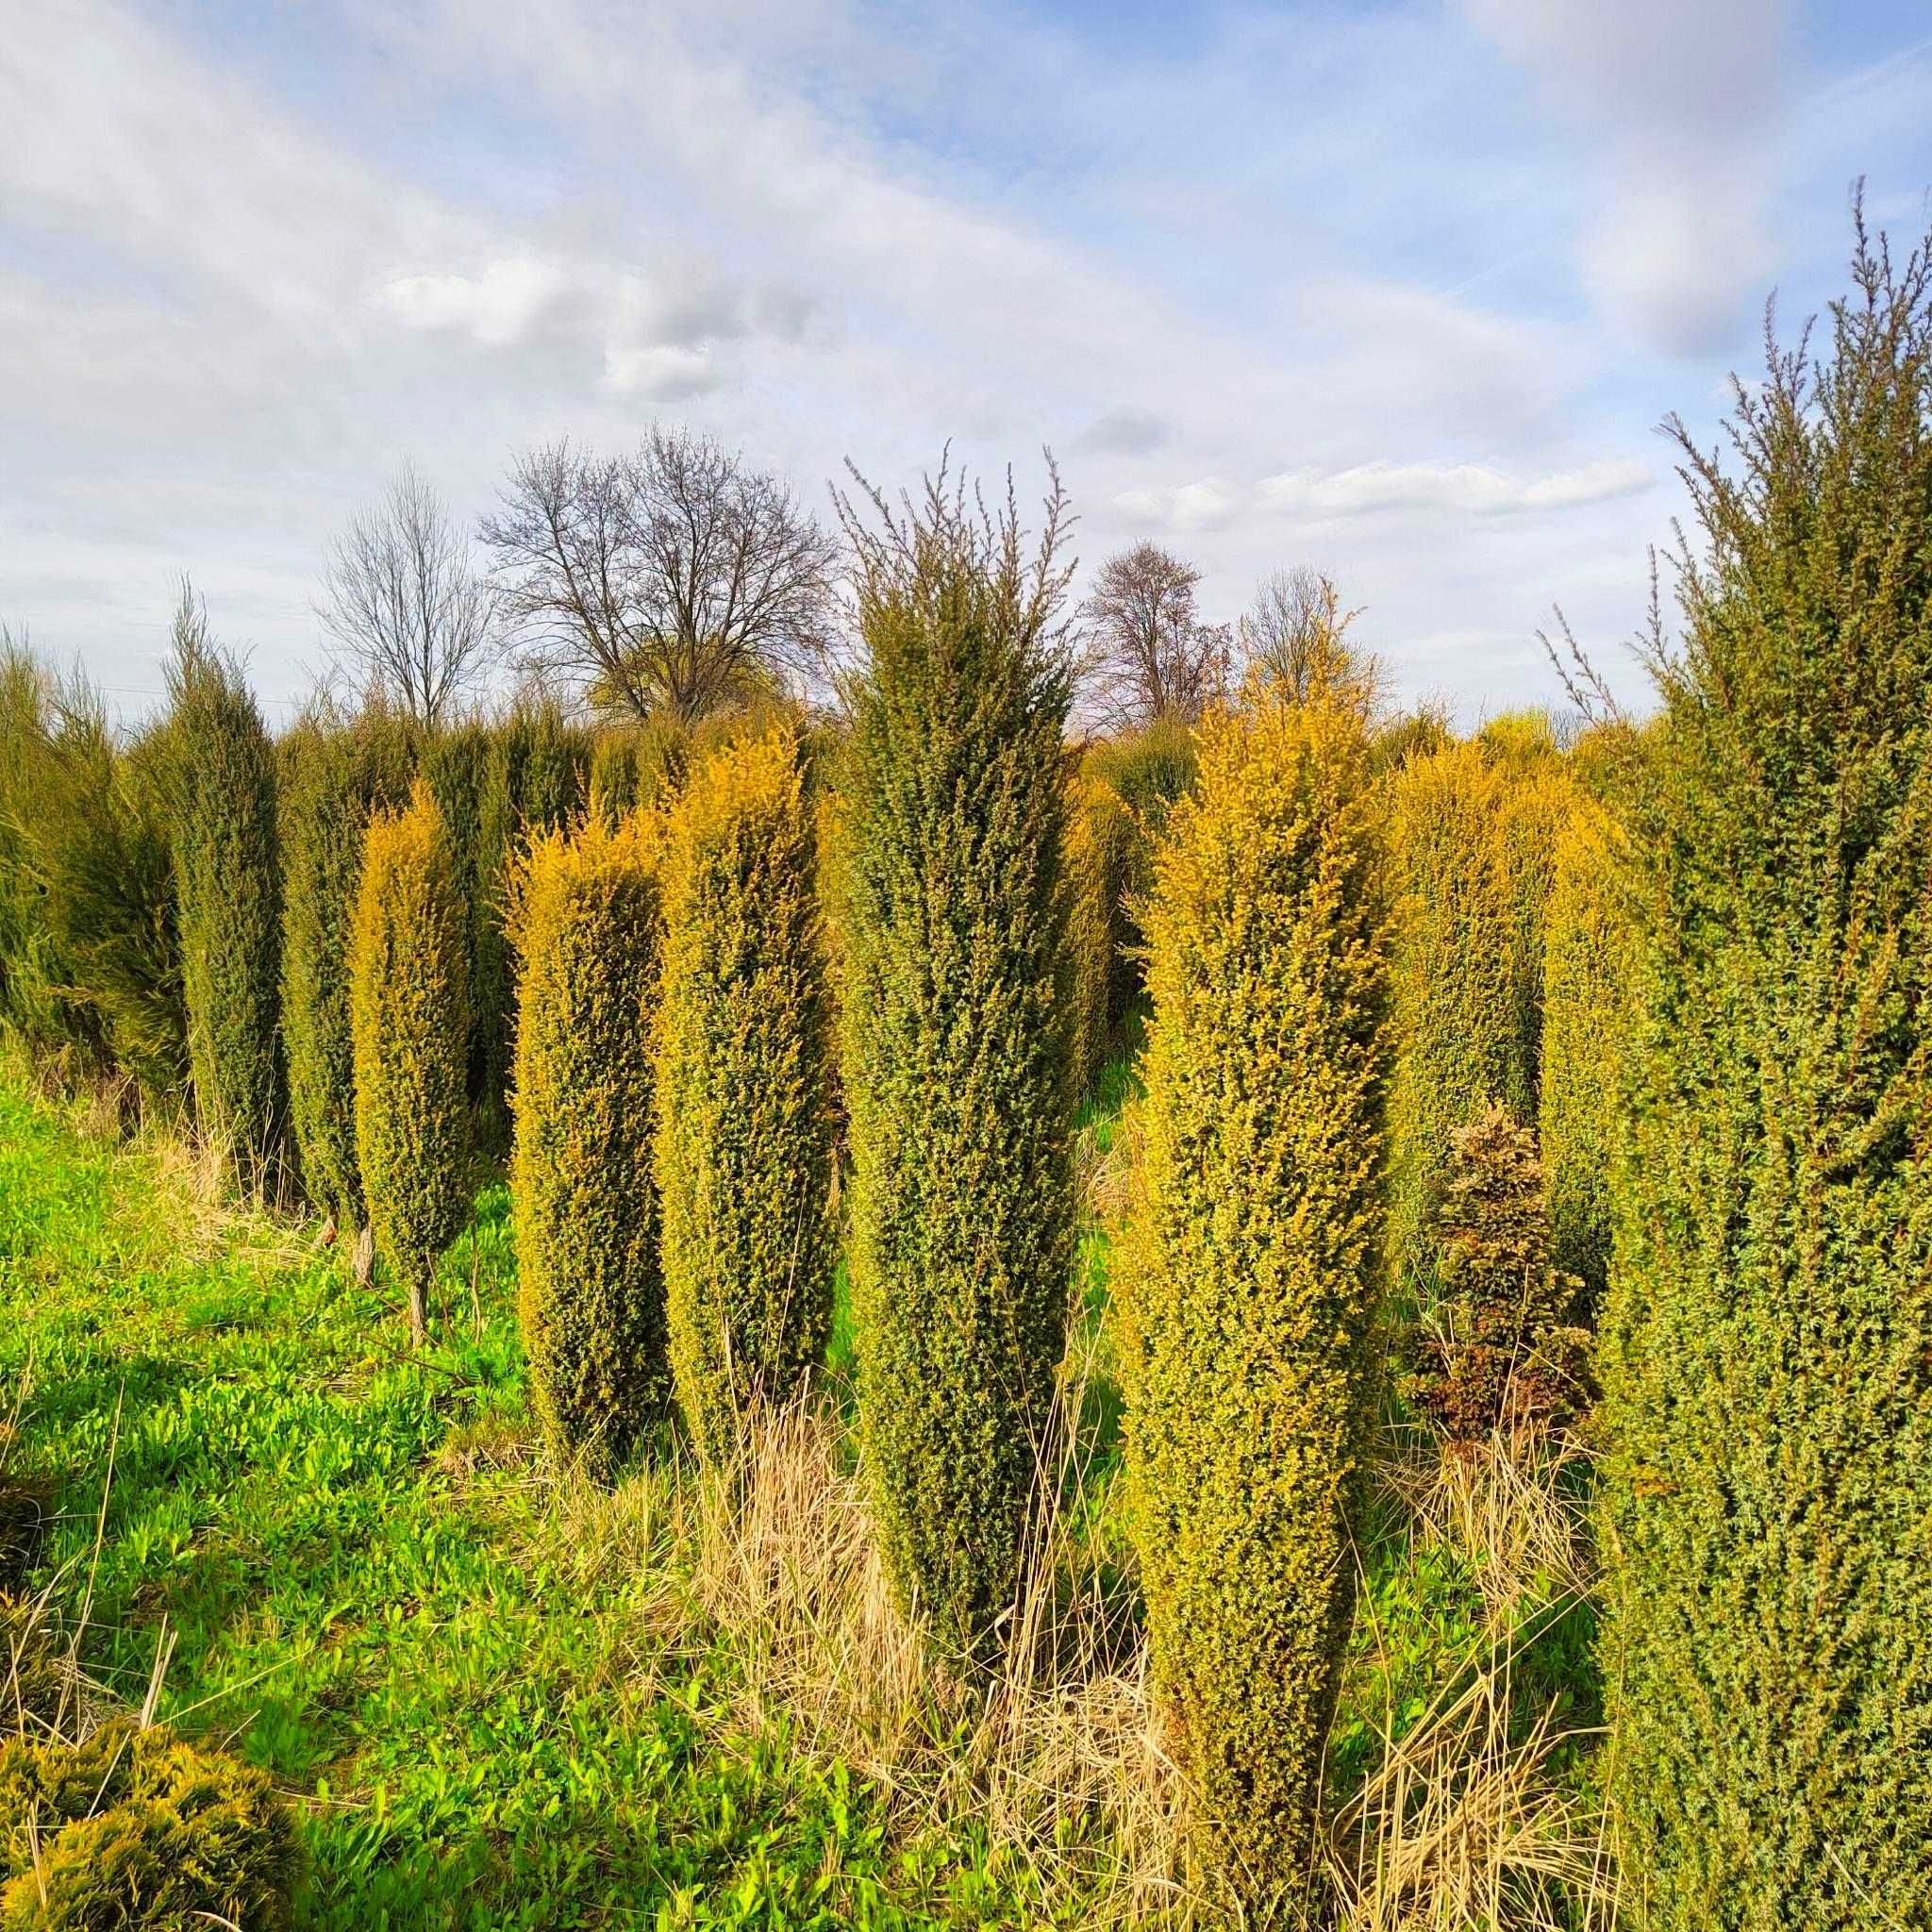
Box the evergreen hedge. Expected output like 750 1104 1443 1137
1384 741 1531 1294
657 731 837 1464
1538 794 1626 1303
279 710 412 1231
840 469 1076 1657
164 597 285 1191
349 781 470 1345
1120 696 1390 1902
511 812 666 1474
1599 220 1932 1925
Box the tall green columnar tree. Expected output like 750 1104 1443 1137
657 730 838 1465
1384 741 1528 1295
1120 697 1391 1905
422 719 493 1119
350 781 470 1346
474 704 591 1152
164 591 285 1191
512 813 666 1474
839 462 1077 1657
279 708 413 1231
1599 215 1932 1928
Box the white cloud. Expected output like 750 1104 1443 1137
377 258 564 346
1257 458 1653 521
1459 0 1792 354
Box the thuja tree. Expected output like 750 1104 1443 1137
512 813 666 1474
350 781 470 1346
838 459 1077 1657
163 591 285 1191
657 730 837 1464
1119 696 1391 1904
279 707 413 1231
1598 214 1932 1926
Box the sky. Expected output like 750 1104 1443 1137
3 0 1931 726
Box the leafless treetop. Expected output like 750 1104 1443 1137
1074 541 1230 729
1240 567 1386 719
316 463 501 728
480 426 839 723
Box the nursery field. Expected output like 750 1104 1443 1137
5 221 1931 1932
0 1072 1603 1928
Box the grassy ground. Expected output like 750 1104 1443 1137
0 1070 1608 1929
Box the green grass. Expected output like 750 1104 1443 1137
0 1061 1606 1927
0 1084 1069 1929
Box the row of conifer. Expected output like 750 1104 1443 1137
6 219 1929 1925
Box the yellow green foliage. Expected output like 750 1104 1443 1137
511 812 667 1474
656 732 836 1464
0 1718 298 1930
841 476 1075 1657
1119 697 1391 1902
350 781 471 1345
1385 741 1554 1293
1539 797 1628 1300
1408 1103 1586 1442
278 709 413 1230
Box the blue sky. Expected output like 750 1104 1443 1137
4 0 1931 724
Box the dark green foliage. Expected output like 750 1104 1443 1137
421 720 493 1118
0 645 92 1071
838 466 1076 1657
163 596 284 1184
657 731 837 1464
511 814 666 1474
1407 1104 1585 1443
0 1719 299 1930
472 705 591 1152
279 708 414 1229
1119 696 1391 1903
1599 217 1932 1926
350 782 471 1345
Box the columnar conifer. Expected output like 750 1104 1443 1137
164 591 285 1191
1120 696 1390 1901
1599 216 1932 1925
511 813 665 1473
350 781 470 1345
279 709 412 1231
1384 741 1527 1293
839 463 1076 1657
656 731 836 1463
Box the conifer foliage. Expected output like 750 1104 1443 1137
1120 696 1391 1904
837 462 1077 1657
279 709 412 1232
164 591 286 1191
656 730 837 1464
349 780 470 1345
1408 1103 1584 1443
1599 215 1932 1926
1384 741 1536 1293
511 812 666 1474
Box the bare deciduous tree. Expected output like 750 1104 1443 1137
479 427 839 723
1075 541 1230 728
317 463 501 728
1240 567 1386 718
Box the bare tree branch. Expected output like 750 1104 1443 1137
1239 566 1386 718
480 426 839 723
1074 541 1228 729
316 463 501 729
